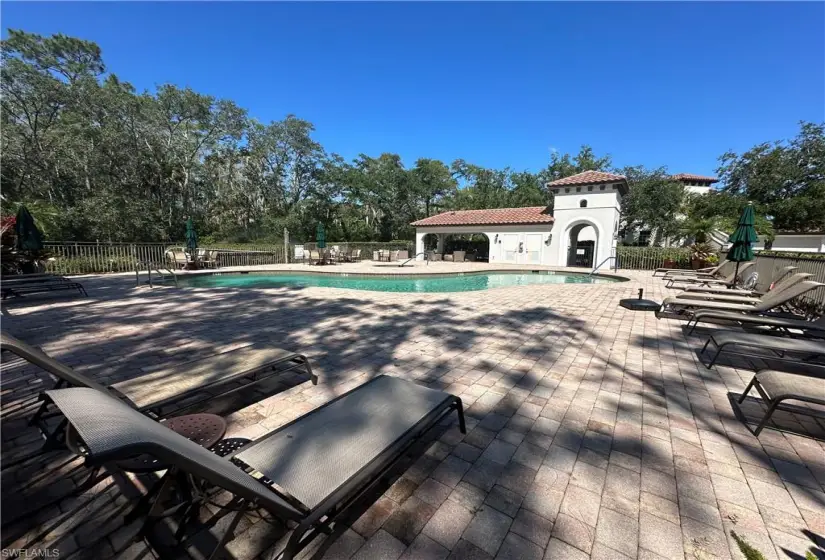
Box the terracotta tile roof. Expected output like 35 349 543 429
672 173 719 183
411 206 554 227
545 170 626 187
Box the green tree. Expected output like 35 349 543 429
619 166 685 245
410 158 457 217
717 122 825 231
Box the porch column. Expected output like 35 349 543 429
436 233 445 254
415 231 426 260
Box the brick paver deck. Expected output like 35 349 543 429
1 263 823 560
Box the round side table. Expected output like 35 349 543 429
117 413 227 473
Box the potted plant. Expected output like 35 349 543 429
689 243 714 270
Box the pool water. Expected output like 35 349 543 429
178 271 622 293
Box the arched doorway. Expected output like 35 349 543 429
565 222 599 268
422 233 439 251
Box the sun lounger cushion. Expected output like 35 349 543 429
710 332 825 356
751 370 825 402
233 375 455 510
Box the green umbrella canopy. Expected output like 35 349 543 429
726 204 758 263
315 222 326 249
185 218 198 252
14 206 44 251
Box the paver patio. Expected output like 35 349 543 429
1 263 823 560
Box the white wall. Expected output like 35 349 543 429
547 185 622 267
758 234 825 253
685 185 713 196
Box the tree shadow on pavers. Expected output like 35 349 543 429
1 287 608 558
780 540 824 560
1 472 135 555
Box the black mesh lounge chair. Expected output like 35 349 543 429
737 365 825 435
1 276 87 299
674 272 811 303
656 280 823 319
44 377 466 559
665 262 754 289
0 333 316 446
700 332 825 367
687 310 825 336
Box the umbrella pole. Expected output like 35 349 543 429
733 261 740 288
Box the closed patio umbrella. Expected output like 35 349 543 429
185 218 198 267
315 222 326 264
14 206 43 251
726 203 758 287
315 222 326 249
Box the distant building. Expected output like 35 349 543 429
412 171 627 268
671 173 719 196
624 173 720 246
411 170 727 268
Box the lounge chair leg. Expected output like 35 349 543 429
136 472 177 541
753 400 781 436
738 378 757 404
30 380 67 427
207 505 246 560
707 348 723 368
302 358 318 385
455 398 466 434
279 520 312 560
42 418 68 451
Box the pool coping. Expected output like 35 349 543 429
173 267 630 284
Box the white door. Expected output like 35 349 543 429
501 234 519 263
524 234 542 264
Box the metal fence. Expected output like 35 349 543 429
43 242 169 275
751 252 825 311
616 247 693 270
40 240 414 275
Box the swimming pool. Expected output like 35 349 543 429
177 270 624 293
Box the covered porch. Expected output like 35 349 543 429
412 207 555 266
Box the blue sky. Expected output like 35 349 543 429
3 2 823 177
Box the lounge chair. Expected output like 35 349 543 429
656 280 823 319
687 310 825 336
675 272 811 303
665 262 754 289
0 333 316 445
700 331 825 367
166 249 189 269
737 365 825 435
654 260 728 278
2 273 68 283
681 266 798 297
1 276 87 300
43 375 466 559
197 249 218 269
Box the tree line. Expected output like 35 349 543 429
2 30 822 244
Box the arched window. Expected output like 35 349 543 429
580 199 588 208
